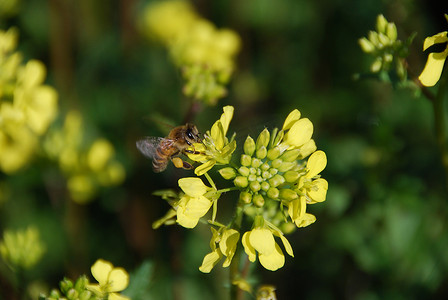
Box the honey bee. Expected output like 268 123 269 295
136 123 202 172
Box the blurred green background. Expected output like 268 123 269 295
1 0 448 299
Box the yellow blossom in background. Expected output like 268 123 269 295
0 226 45 270
0 28 58 174
87 259 130 300
43 110 125 203
188 105 236 175
141 0 241 105
418 15 448 87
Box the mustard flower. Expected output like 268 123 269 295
0 28 59 173
199 227 240 273
87 259 129 300
0 226 45 270
188 105 236 175
241 218 293 271
418 15 448 87
176 177 219 228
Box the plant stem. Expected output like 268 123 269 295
229 205 244 300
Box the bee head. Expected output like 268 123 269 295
185 123 202 145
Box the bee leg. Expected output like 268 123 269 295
184 149 201 155
171 157 194 170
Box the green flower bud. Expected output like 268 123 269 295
277 161 296 172
280 149 300 162
359 37 375 53
241 154 252 166
234 176 249 188
256 128 270 149
74 275 88 291
79 291 93 300
60 278 73 293
66 288 78 299
376 14 388 33
271 158 283 169
386 22 397 41
250 181 261 192
368 31 380 47
269 168 278 176
219 167 237 180
251 158 262 168
267 146 281 161
378 33 389 47
49 290 61 298
244 136 256 156
279 189 298 201
284 170 300 182
261 162 270 171
269 174 285 187
253 194 265 207
238 166 250 177
267 187 279 199
248 174 257 182
256 146 267 159
280 222 297 235
261 181 270 191
240 191 252 204
273 128 284 147
370 58 382 73
262 170 271 179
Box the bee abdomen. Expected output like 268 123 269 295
152 145 175 172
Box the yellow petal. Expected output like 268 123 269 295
210 120 225 150
178 177 209 197
288 196 306 222
108 268 129 292
419 50 448 87
307 178 328 203
220 106 234 134
109 293 130 300
242 232 256 262
422 31 448 51
278 234 294 257
258 243 285 271
176 196 212 228
249 228 275 255
199 250 222 273
306 150 327 178
282 109 301 131
295 213 316 228
91 259 113 285
219 229 239 266
194 160 216 176
284 118 313 148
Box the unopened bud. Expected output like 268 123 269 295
234 176 249 188
271 158 282 169
251 158 262 168
60 279 73 293
279 189 298 201
66 289 78 299
240 191 252 204
386 22 397 41
269 174 285 187
267 187 279 199
376 14 388 33
261 181 270 191
238 166 250 177
267 147 281 161
277 161 296 172
244 136 256 156
219 167 237 180
241 154 252 166
256 146 267 159
284 170 300 183
253 194 265 207
250 181 261 192
256 128 270 149
280 149 300 162
359 37 375 53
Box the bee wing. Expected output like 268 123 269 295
136 137 169 159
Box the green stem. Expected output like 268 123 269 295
229 205 244 300
432 70 448 188
204 172 217 190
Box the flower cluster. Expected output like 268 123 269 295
0 28 58 173
141 0 241 105
40 259 129 300
153 106 328 273
43 110 126 203
358 14 412 82
0 226 46 270
418 14 448 87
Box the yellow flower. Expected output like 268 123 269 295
87 259 130 300
241 220 293 271
0 226 45 270
187 105 236 175
419 16 448 87
176 177 217 228
199 227 240 273
279 109 316 157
